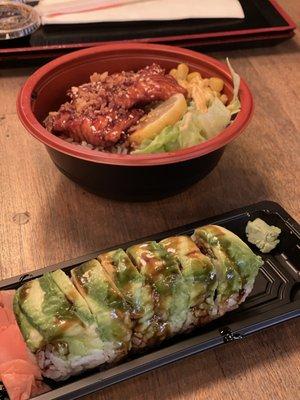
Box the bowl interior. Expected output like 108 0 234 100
31 48 234 125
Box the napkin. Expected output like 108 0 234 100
36 0 245 25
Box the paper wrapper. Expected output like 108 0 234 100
36 0 245 25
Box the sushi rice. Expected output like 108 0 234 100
61 135 130 154
36 345 114 381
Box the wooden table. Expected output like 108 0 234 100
0 1 299 399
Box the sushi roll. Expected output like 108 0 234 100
127 242 190 338
192 225 263 315
71 259 132 360
14 271 108 381
9 224 262 392
98 249 157 349
160 236 217 329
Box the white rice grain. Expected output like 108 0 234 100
60 136 130 155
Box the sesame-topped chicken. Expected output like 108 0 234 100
45 64 187 148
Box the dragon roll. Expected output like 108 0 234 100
10 225 262 386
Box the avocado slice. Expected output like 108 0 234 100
161 235 217 326
127 241 190 336
98 249 146 317
193 225 263 306
98 249 157 348
71 259 132 354
192 226 243 316
15 273 105 359
13 293 44 352
16 274 84 341
51 269 95 327
193 225 263 284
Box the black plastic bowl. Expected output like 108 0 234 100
48 147 224 200
17 43 253 201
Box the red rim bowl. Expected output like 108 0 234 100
17 43 254 167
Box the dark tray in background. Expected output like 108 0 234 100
0 0 296 62
0 201 299 400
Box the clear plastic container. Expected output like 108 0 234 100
0 1 40 40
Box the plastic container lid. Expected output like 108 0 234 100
0 1 40 40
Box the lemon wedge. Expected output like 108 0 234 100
129 93 187 147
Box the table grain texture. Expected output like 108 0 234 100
0 1 299 399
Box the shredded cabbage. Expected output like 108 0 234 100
194 97 231 139
133 126 180 154
177 109 206 148
226 58 241 116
